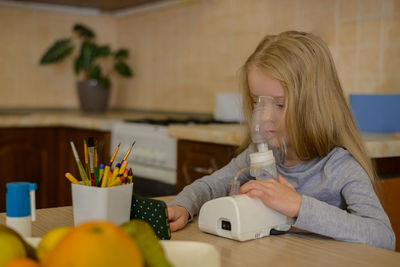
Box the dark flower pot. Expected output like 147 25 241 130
77 80 110 113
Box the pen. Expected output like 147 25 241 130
65 172 80 185
69 137 90 186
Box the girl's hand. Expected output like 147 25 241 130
167 205 190 232
239 175 302 218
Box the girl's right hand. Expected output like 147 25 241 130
167 205 190 232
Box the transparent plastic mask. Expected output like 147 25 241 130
251 96 284 149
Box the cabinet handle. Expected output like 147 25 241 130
190 166 215 175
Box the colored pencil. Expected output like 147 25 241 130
65 172 80 185
109 143 120 166
120 141 135 164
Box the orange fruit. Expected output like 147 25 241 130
4 258 40 267
41 221 143 267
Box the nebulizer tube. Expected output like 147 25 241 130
229 166 275 196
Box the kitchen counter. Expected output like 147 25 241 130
169 124 400 158
1 109 399 158
0 109 212 131
169 124 248 146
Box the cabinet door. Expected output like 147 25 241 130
375 156 400 251
56 127 110 207
177 140 237 192
0 128 57 212
379 177 400 252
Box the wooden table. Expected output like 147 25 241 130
1 196 400 267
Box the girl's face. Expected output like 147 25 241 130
248 67 287 148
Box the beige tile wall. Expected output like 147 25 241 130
0 5 116 108
1 0 399 113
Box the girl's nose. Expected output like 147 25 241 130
260 106 276 122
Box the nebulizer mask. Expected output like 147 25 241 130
199 96 292 241
229 96 286 193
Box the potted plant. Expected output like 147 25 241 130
39 23 133 113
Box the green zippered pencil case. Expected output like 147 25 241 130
130 195 171 240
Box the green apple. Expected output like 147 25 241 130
0 227 27 266
0 224 38 265
121 219 172 267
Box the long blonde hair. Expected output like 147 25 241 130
239 31 379 193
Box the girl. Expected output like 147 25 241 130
167 31 395 250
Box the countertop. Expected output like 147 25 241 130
1 196 400 267
168 124 400 158
0 109 212 131
0 109 399 158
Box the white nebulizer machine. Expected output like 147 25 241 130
199 96 292 241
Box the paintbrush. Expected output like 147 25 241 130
69 137 90 186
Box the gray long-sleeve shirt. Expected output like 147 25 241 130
169 145 395 250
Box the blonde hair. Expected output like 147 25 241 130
239 31 379 193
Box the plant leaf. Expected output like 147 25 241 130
99 76 111 89
80 41 96 71
74 55 83 74
39 38 74 64
114 49 129 60
73 24 95 39
96 45 111 57
89 65 101 80
114 61 133 77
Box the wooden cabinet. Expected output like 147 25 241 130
0 128 58 211
176 140 237 192
379 177 400 252
375 156 400 251
0 127 110 212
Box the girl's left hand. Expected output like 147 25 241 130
239 175 302 218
